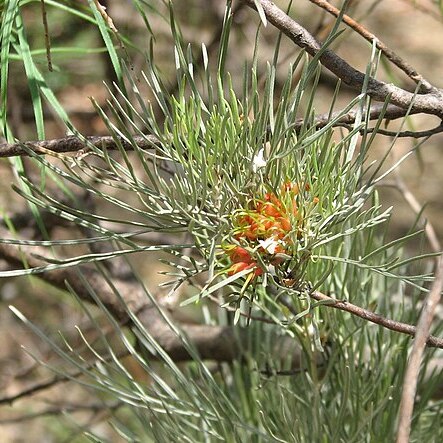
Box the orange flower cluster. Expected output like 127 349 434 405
224 182 307 279
224 245 264 277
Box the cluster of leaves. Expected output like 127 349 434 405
1 1 442 441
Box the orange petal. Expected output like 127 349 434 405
229 246 253 264
278 217 291 232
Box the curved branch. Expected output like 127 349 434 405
0 225 249 364
308 0 435 92
242 0 443 117
0 342 132 406
311 291 443 348
397 256 443 442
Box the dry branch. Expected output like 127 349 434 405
308 0 435 91
0 135 160 158
241 0 443 117
396 257 443 442
310 291 443 348
1 221 442 355
0 102 436 160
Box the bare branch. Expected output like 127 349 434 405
0 230 145 320
308 0 435 92
363 124 443 138
311 291 443 348
395 178 441 254
0 134 160 158
396 256 443 442
336 122 443 139
0 348 129 406
1 218 442 380
0 103 433 160
40 0 53 72
241 0 443 117
0 224 251 364
303 102 421 129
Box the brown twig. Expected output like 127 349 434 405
258 367 310 377
0 348 130 406
40 0 53 72
396 256 443 443
300 102 422 130
310 291 443 348
397 182 441 255
308 0 435 92
366 124 443 138
0 102 432 160
241 0 443 117
336 122 443 139
0 223 247 362
392 142 443 441
0 134 160 158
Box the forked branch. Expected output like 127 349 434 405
241 0 443 117
308 0 435 92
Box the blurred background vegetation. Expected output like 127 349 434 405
1 0 443 441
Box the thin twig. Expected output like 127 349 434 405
308 0 435 92
399 190 441 255
0 134 160 158
396 256 443 443
0 349 130 406
0 400 121 424
258 367 309 377
40 0 53 71
306 102 422 129
335 122 443 138
241 0 443 117
365 124 443 138
392 146 443 442
0 103 431 159
310 291 443 348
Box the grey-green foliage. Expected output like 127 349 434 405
1 1 442 442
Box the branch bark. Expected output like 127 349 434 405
0 134 160 158
241 0 443 117
396 257 443 442
308 0 435 92
2 223 443 351
310 291 443 348
0 101 434 159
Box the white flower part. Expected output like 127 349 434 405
258 237 280 254
252 148 267 173
307 322 315 337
